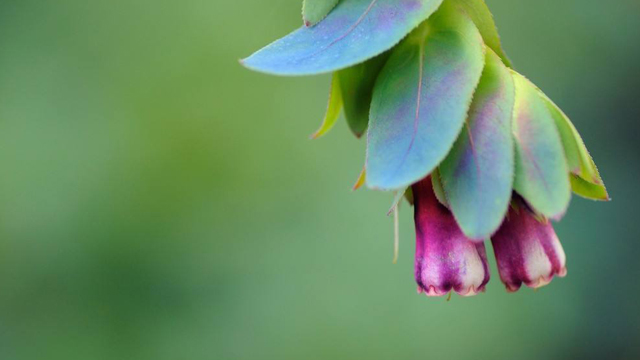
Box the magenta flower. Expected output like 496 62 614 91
491 198 567 292
413 177 490 297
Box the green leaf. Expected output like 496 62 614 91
511 71 571 220
302 0 340 27
336 51 391 138
453 0 512 67
439 49 515 240
528 80 607 200
366 1 485 190
538 90 604 185
311 73 343 139
570 174 610 201
431 169 448 207
404 186 414 205
242 0 445 76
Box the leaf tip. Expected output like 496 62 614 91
309 122 326 139
352 168 366 191
309 128 325 140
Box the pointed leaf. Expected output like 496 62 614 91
303 0 340 27
538 91 604 185
366 2 485 190
570 174 610 201
352 167 366 190
404 186 414 205
242 0 444 76
431 168 448 207
337 51 391 137
439 49 515 240
453 0 511 67
511 71 571 220
311 73 343 139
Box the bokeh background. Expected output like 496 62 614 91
0 1 639 359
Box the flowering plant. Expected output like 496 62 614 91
243 0 608 296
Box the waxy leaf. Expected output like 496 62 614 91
526 79 607 200
366 2 485 190
303 0 340 27
242 0 444 76
540 91 605 186
453 0 511 67
431 168 448 207
337 51 391 137
543 96 608 199
311 73 343 138
511 71 571 220
440 49 515 240
570 174 610 201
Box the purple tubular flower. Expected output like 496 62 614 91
413 177 490 297
491 199 568 292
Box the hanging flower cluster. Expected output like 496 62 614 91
243 0 608 296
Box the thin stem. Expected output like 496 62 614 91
393 204 399 264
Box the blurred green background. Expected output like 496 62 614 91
0 1 639 359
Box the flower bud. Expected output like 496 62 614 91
413 177 490 297
491 200 567 292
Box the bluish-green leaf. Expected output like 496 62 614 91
242 0 444 76
303 0 341 27
366 1 485 190
453 0 511 67
511 71 571 220
337 51 390 137
526 79 607 200
439 49 515 240
542 94 608 200
539 90 605 185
